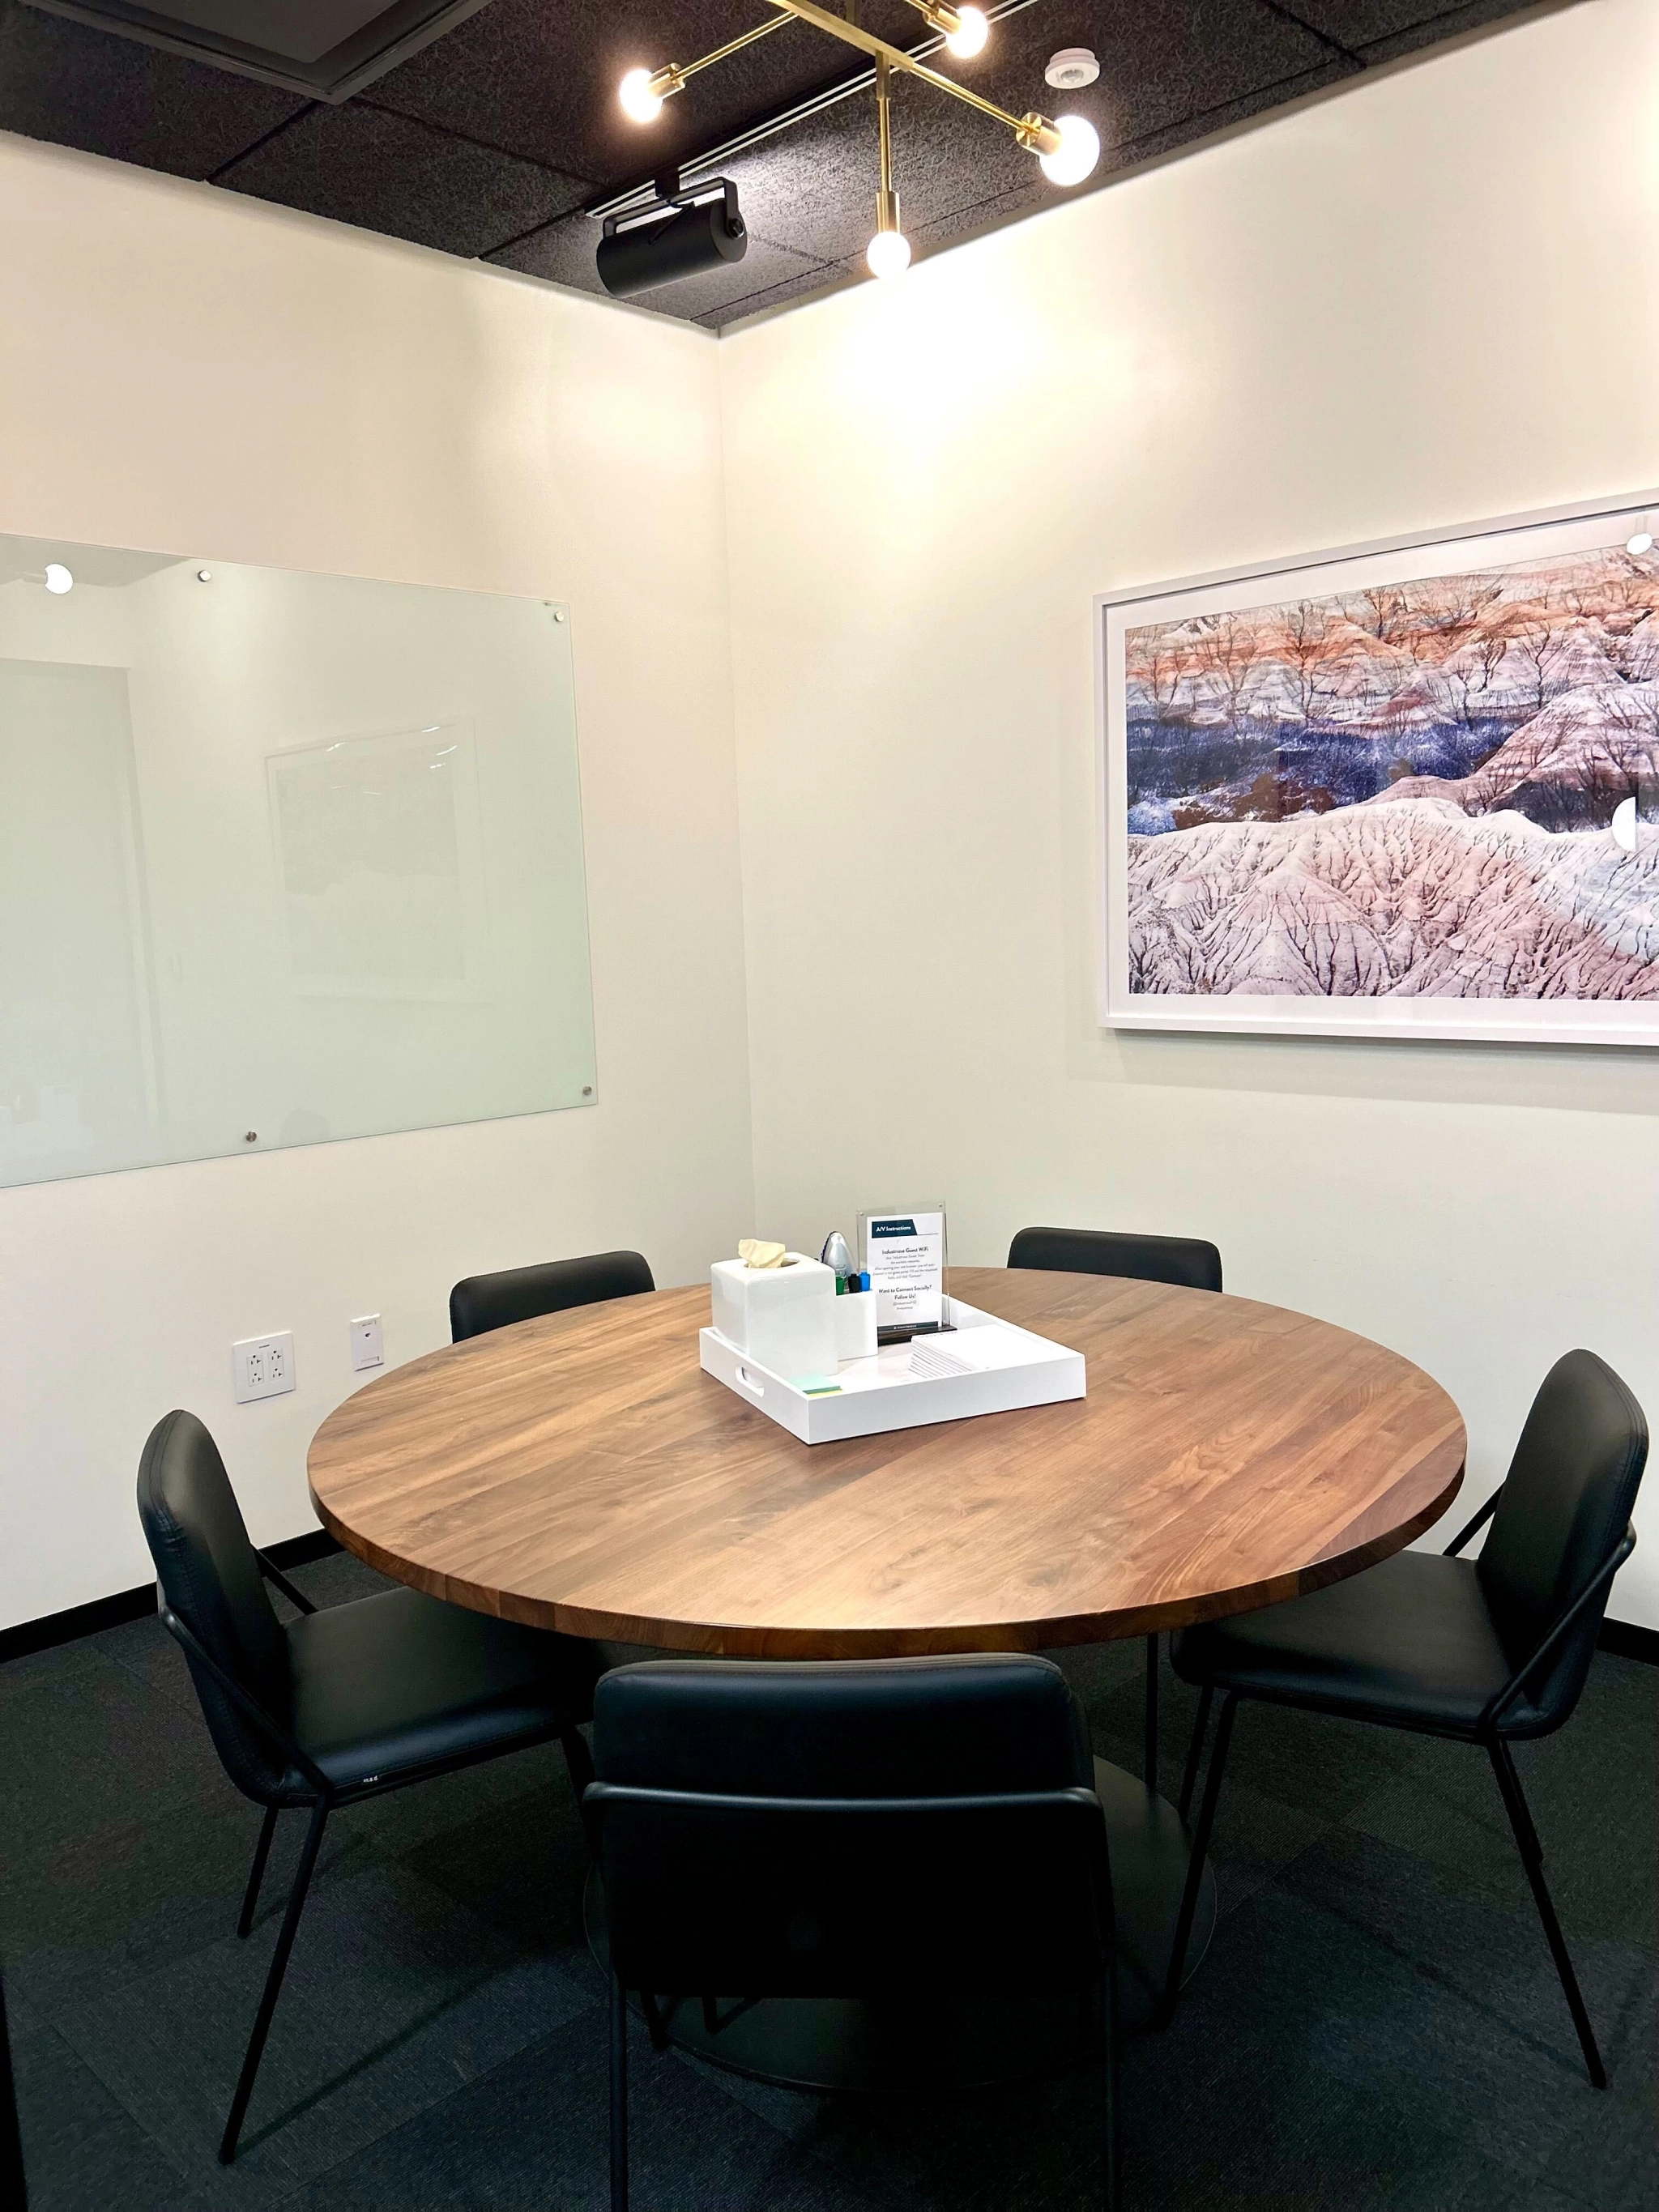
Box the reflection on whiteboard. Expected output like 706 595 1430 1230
270 722 490 999
0 660 162 1175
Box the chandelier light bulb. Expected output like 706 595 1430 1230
43 563 73 594
867 227 912 280
1038 113 1100 185
1628 531 1654 557
619 66 664 123
944 6 988 58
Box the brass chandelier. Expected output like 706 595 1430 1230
612 0 1101 284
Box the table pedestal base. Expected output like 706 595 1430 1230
582 1755 1215 2095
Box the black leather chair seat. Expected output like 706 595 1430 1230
1172 1553 1541 1738
281 1586 598 1798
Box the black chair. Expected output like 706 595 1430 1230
1008 1226 1222 1298
1166 1349 1646 2082
137 1409 602 2163
1009 1223 1225 1788
450 1250 655 1343
586 1655 1120 2212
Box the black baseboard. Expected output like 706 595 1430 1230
1597 1616 1659 1667
0 1529 340 1665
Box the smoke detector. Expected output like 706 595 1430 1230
1045 47 1099 89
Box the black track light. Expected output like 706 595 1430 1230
597 173 747 298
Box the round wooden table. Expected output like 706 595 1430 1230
309 1267 1465 2087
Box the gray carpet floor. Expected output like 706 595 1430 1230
3 1548 1656 2210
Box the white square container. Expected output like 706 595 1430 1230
709 1253 838 1382
700 1296 1085 1445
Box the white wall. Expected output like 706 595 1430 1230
0 134 755 1626
719 0 1659 1625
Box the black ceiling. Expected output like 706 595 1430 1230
0 0 1542 328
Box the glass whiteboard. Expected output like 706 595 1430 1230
0 536 597 1187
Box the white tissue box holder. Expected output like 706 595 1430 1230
709 1253 838 1382
700 1295 1085 1446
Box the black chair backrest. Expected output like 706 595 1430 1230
136 1410 291 1801
449 1250 655 1343
1009 1225 1222 1295
588 1656 1109 2001
1478 1349 1647 1727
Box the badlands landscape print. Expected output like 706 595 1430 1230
1124 539 1659 1000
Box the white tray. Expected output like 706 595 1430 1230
699 1296 1085 1445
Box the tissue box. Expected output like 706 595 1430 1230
710 1254 837 1381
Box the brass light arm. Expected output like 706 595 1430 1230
642 7 795 102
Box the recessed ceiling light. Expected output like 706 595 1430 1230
197 569 213 582
1046 48 1100 89
43 564 73 595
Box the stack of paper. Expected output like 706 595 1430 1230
907 1338 986 1382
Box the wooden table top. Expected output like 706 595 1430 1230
307 1268 1465 1657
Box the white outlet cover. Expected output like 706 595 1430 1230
351 1314 385 1372
233 1330 296 1404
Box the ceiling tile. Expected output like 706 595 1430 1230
217 98 591 254
1280 0 1529 56
0 0 305 176
698 255 855 329
488 207 608 293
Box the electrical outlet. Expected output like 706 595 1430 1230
233 1331 296 1404
350 1314 384 1373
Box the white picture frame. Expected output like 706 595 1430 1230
1098 491 1659 1046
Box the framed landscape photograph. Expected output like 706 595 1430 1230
1098 495 1659 1045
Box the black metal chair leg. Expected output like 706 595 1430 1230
1486 1740 1606 2089
1143 1635 1159 1790
1162 1691 1236 2026
610 1971 630 2212
1178 1684 1213 1821
640 1991 670 2052
561 1728 595 1801
237 1805 280 1939
1102 1950 1120 2212
220 1797 330 2163
1493 1738 1543 1863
